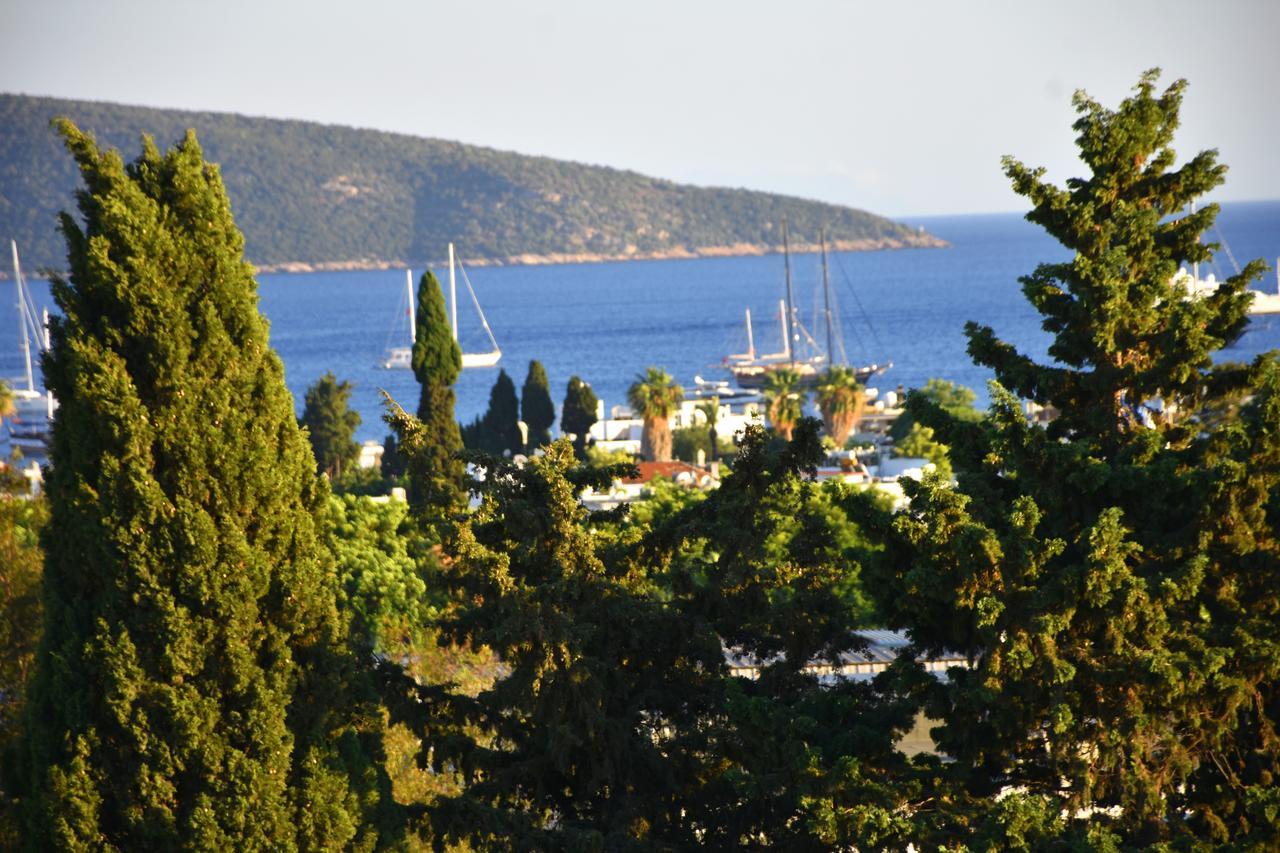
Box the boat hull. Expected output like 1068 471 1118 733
461 350 502 368
728 360 886 389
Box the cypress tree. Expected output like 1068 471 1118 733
21 123 387 849
520 359 555 449
300 371 361 479
459 370 520 457
560 375 598 460
868 71 1280 845
408 270 465 516
488 369 522 456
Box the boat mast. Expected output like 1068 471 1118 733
406 270 416 344
12 241 34 393
782 219 796 365
820 229 835 367
745 308 755 359
448 242 459 341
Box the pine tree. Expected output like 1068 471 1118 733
560 375 599 460
407 269 465 517
520 359 555 449
20 123 389 849
300 371 361 478
868 71 1279 845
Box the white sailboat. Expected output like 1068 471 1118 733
726 225 887 389
449 244 502 368
5 241 55 452
380 243 502 369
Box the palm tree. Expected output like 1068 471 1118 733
763 368 804 440
627 367 684 462
695 397 721 462
815 365 866 447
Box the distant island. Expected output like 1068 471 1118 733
0 94 945 274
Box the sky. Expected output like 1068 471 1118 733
2 0 1277 217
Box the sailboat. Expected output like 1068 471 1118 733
5 241 56 451
380 243 502 369
726 224 888 389
1172 204 1280 316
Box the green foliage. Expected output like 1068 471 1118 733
377 422 899 848
519 360 555 449
405 269 465 520
19 123 389 849
380 431 407 479
764 367 805 439
671 424 735 465
0 380 14 423
381 441 725 849
560 375 599 460
300 371 361 478
892 421 952 479
627 366 683 462
0 492 45 847
1 94 941 272
411 270 461 389
694 397 723 462
326 494 433 649
864 71 1280 845
815 365 866 446
460 369 521 457
648 421 909 845
888 377 982 442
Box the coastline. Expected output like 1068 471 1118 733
0 234 948 281
249 234 949 275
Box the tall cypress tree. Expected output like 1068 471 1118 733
520 360 555 449
408 270 465 516
21 123 387 849
561 375 599 460
868 71 1279 845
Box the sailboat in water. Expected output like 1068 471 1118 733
726 223 888 389
5 240 56 452
381 243 502 369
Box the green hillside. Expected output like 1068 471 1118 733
0 93 943 272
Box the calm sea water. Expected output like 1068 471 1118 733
6 201 1280 443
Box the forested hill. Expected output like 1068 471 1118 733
0 93 944 273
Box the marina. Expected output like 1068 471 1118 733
5 202 1280 446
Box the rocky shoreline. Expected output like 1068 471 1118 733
0 234 948 280
249 233 948 275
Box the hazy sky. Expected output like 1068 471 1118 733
2 0 1277 216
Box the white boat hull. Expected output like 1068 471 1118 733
461 350 502 369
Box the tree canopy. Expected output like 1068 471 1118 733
864 70 1280 846
561 375 599 460
406 269 465 519
19 122 389 849
520 359 556 450
627 367 683 462
300 371 361 479
461 369 522 457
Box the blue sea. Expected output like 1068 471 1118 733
5 200 1280 443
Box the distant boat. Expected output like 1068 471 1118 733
5 241 55 453
1173 205 1280 316
1175 265 1280 316
381 243 502 369
726 224 888 389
